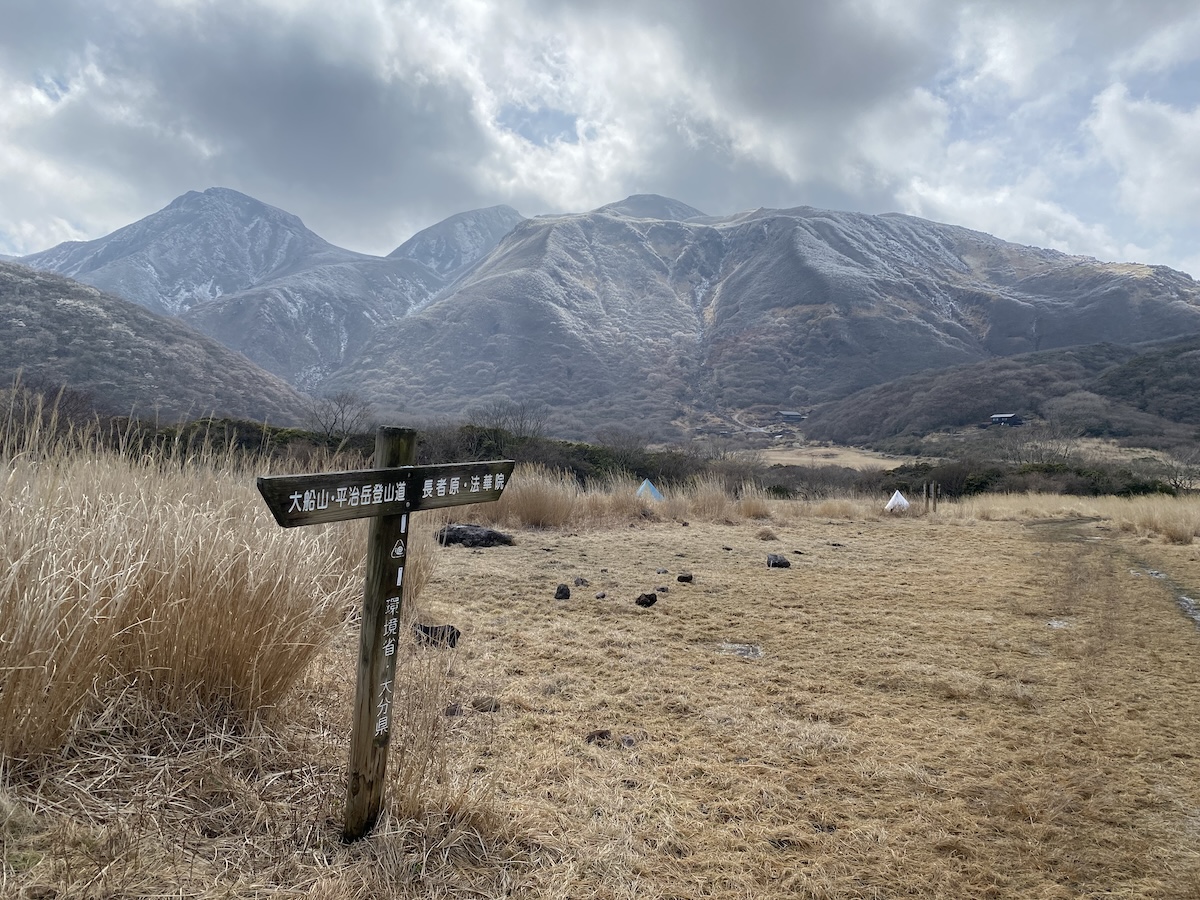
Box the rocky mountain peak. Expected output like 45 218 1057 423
18 187 347 315
387 204 525 281
594 194 706 221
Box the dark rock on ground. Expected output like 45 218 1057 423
656 568 669 574
677 573 693 583
656 586 669 593
574 576 589 586
437 524 515 547
767 553 791 568
636 593 658 608
595 592 607 599
414 623 461 648
555 584 571 600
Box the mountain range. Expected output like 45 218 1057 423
15 188 1200 439
20 189 523 390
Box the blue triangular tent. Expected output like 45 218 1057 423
636 479 664 501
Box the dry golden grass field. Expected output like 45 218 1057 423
4 447 1200 898
759 444 909 469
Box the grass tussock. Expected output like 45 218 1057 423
0 446 362 758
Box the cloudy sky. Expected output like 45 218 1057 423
3 0 1199 275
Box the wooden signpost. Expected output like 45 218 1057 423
257 427 514 841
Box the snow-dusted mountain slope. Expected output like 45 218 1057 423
20 189 526 383
322 200 1200 438
19 188 358 315
388 204 525 283
20 189 1200 439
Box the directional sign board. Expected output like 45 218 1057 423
257 459 515 527
257 429 514 840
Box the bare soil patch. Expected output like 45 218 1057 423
760 443 926 469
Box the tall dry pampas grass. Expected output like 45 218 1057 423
479 464 579 529
0 422 360 758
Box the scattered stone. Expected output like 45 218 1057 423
555 584 571 600
656 586 669 593
601 568 609 573
595 592 607 599
722 546 733 551
717 642 764 659
444 702 464 717
585 729 612 744
656 567 669 574
414 623 461 649
677 573 693 583
792 550 804 555
635 592 658 608
767 553 791 568
619 735 638 749
681 521 690 526
471 696 501 713
830 542 845 548
436 524 514 547
573 576 589 586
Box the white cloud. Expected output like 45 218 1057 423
1088 83 1200 227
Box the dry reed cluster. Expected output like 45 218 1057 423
0 422 359 757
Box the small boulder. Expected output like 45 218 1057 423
635 593 658 608
677 573 694 583
656 568 669 574
656 586 669 593
436 524 515 547
595 591 607 600
573 576 590 587
767 554 791 568
414 623 461 649
555 584 571 600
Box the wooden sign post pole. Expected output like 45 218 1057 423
345 426 415 840
255 427 514 842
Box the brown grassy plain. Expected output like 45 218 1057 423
3 460 1200 898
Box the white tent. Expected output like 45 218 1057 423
636 479 664 501
884 490 910 512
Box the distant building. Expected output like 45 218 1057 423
778 410 807 422
990 413 1024 426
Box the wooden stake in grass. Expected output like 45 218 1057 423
257 426 513 840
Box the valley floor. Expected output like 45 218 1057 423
6 505 1200 898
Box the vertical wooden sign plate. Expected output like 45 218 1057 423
344 426 414 840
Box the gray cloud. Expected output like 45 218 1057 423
1 0 1198 275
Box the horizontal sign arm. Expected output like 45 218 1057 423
257 459 515 527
